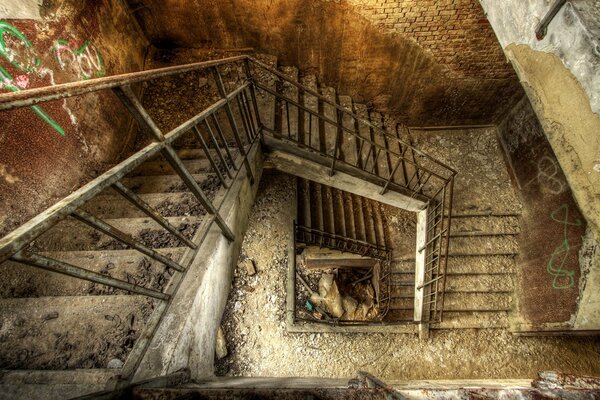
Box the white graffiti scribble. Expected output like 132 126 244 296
53 40 105 80
524 154 566 195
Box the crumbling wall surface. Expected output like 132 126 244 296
126 0 523 126
498 98 587 329
0 0 148 236
480 0 600 329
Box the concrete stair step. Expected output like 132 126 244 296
1 248 186 298
448 235 519 255
445 255 516 275
83 192 214 219
450 215 520 236
0 295 155 370
34 216 203 252
436 311 509 329
132 158 212 176
331 188 346 237
443 292 512 311
351 194 367 242
444 274 513 293
321 185 335 235
119 173 217 194
309 181 324 231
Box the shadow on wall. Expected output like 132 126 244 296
127 0 524 126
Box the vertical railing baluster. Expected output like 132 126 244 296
112 181 197 249
242 90 258 139
329 109 343 176
285 101 291 139
244 59 263 131
192 125 229 188
112 85 235 241
212 67 255 184
380 157 402 195
236 95 253 144
211 114 237 170
203 120 234 180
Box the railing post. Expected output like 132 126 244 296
211 67 255 184
244 58 263 131
329 108 343 176
380 157 402 195
113 85 235 242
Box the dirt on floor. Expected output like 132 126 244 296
215 171 600 381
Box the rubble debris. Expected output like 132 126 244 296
215 326 228 359
240 258 256 276
107 358 124 369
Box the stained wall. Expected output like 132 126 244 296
0 0 148 235
126 0 523 126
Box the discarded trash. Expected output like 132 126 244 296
215 326 228 359
305 300 314 311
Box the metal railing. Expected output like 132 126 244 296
0 56 262 374
249 59 456 323
294 222 392 326
0 54 456 362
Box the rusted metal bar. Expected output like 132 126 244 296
71 208 186 272
192 125 229 187
235 95 253 144
161 145 235 241
112 181 197 249
212 67 255 184
211 114 237 170
380 157 403 195
255 82 448 181
0 79 247 262
241 90 258 139
0 55 248 110
243 59 263 130
113 86 164 142
329 109 343 176
285 101 291 139
418 228 448 253
203 120 234 179
535 0 567 40
11 251 170 300
438 179 454 322
250 58 457 176
417 274 443 290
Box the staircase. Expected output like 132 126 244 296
0 54 512 397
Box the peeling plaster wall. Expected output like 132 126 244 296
480 0 600 329
126 0 523 126
0 0 149 235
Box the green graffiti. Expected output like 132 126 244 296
0 64 64 135
0 21 40 71
546 203 582 289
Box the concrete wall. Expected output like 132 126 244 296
480 0 600 329
0 0 148 235
126 0 523 126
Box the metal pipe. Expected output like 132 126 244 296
241 90 258 140
329 109 343 176
11 251 170 300
236 95 253 144
72 209 186 272
111 181 197 249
